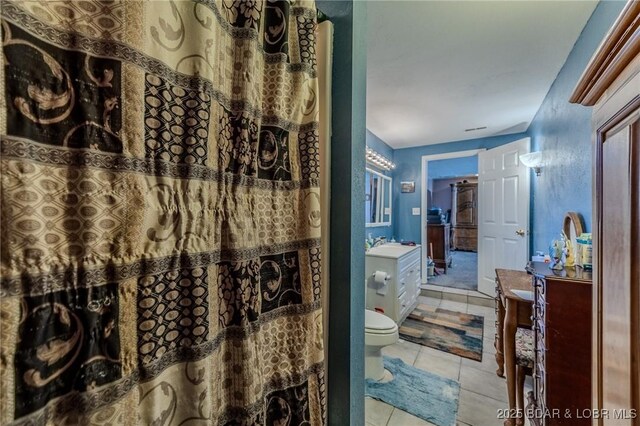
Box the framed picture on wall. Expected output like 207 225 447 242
401 181 415 193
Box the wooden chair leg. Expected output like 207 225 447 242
516 365 525 426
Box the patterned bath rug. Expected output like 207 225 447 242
366 357 460 426
399 304 484 361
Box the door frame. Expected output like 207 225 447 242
420 149 485 284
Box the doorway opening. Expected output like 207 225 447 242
428 174 478 290
420 149 484 292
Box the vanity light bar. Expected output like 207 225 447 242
366 146 396 171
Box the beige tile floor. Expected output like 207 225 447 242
366 295 533 426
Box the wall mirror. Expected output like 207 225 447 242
365 168 392 227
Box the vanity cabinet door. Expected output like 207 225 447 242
366 247 421 324
397 252 421 320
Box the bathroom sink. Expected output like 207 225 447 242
367 243 420 259
511 289 534 301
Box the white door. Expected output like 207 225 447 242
477 138 530 295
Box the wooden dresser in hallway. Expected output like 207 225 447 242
426 223 452 272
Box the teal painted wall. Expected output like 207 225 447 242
393 133 528 243
317 1 366 424
527 1 625 252
366 130 394 240
367 129 394 160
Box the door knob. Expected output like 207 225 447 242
515 229 526 236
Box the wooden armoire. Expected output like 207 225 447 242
451 182 478 251
569 2 640 423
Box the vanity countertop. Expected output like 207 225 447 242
366 243 421 259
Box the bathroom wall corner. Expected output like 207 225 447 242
316 1 367 424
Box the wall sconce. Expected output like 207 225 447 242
520 151 544 176
366 146 396 171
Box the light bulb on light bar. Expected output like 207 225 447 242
365 146 395 171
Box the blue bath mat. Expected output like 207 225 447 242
365 357 460 426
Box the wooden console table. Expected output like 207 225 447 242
495 268 533 426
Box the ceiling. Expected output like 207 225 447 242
366 1 598 149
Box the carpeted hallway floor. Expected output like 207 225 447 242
428 251 478 290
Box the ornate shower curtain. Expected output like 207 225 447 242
0 1 325 424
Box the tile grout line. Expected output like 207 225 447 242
459 386 509 406
384 408 394 426
459 366 509 405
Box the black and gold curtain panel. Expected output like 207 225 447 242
0 1 325 424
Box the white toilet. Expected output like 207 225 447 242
365 309 399 380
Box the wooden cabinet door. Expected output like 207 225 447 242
455 185 476 226
570 6 640 422
595 102 640 425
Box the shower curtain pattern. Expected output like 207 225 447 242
0 1 324 425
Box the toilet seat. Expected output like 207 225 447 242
365 310 397 333
365 310 399 347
